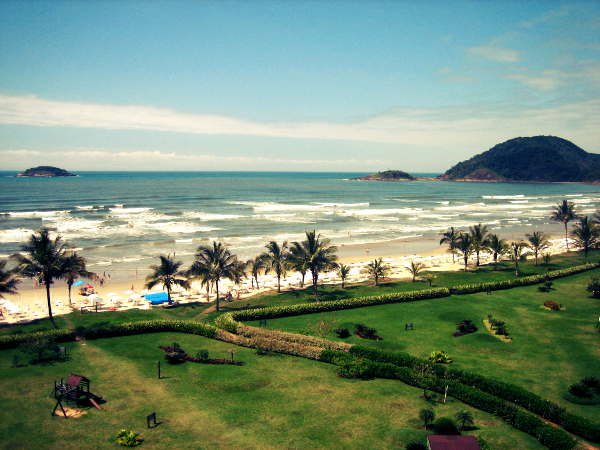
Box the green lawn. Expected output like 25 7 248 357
1 252 599 449
258 268 600 424
0 333 546 450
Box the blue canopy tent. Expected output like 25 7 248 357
143 292 170 305
73 280 86 287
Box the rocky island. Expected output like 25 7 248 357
17 166 77 177
353 169 420 181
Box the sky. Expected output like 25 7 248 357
0 0 599 172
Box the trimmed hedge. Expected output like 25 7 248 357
83 320 217 340
322 351 577 450
217 288 450 330
453 263 600 295
347 345 599 443
0 329 74 350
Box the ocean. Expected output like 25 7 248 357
1 171 599 282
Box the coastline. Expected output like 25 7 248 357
3 229 571 326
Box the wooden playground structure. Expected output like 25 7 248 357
50 374 103 418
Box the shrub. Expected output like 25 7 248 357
84 320 217 340
18 337 56 361
196 349 209 361
354 323 378 339
453 319 477 337
544 300 562 311
477 436 491 450
0 329 73 350
171 341 180 350
116 429 142 447
581 375 600 392
333 326 351 338
428 351 452 364
434 417 460 435
569 382 592 398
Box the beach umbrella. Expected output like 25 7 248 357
91 297 103 304
152 285 164 291
141 289 150 294
88 293 99 299
111 296 123 302
73 280 85 287
106 292 117 298
124 290 134 295
129 293 140 300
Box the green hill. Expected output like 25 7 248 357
439 136 600 183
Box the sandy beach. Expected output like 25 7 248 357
1 231 573 326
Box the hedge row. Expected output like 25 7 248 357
0 329 74 350
217 287 450 330
453 262 600 295
214 329 326 360
83 320 217 340
235 324 352 353
347 345 600 443
322 351 577 450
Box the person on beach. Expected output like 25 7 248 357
131 284 134 291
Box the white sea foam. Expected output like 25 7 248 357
76 206 94 210
183 212 244 220
0 228 36 243
8 210 70 216
482 195 524 199
109 207 153 213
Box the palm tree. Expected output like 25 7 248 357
469 223 490 266
290 230 338 303
364 258 389 286
337 264 351 289
572 216 600 263
456 233 474 272
261 241 289 293
455 410 474 431
550 200 580 251
418 408 435 430
440 227 459 263
188 242 243 311
405 261 424 282
62 252 95 305
286 252 308 288
245 256 267 289
526 231 550 266
0 260 20 299
145 255 189 305
423 273 436 286
487 234 509 271
11 228 72 329
509 241 529 276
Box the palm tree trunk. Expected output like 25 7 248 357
45 282 58 330
515 261 519 276
277 274 281 293
312 271 319 303
68 283 72 304
464 256 468 272
215 280 220 311
167 285 172 304
476 250 480 266
564 222 569 251
534 251 538 266
494 256 498 271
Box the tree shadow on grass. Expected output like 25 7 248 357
29 354 72 367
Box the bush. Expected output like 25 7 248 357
544 300 562 311
569 382 592 398
333 327 351 338
196 349 209 361
434 417 460 435
0 329 73 350
453 319 477 337
428 351 452 364
582 375 600 392
84 320 217 340
18 337 56 361
116 429 142 447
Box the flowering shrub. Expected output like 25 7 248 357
544 300 563 311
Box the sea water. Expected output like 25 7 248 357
1 171 599 282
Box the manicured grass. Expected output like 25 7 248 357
0 333 546 450
261 268 600 424
1 251 598 449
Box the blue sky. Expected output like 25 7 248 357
0 0 599 172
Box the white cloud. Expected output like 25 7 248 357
437 67 478 83
466 45 520 63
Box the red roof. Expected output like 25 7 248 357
66 373 90 386
428 435 481 450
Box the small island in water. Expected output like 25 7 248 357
17 166 76 177
353 169 420 181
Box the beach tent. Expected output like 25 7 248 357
143 292 169 304
73 280 86 287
